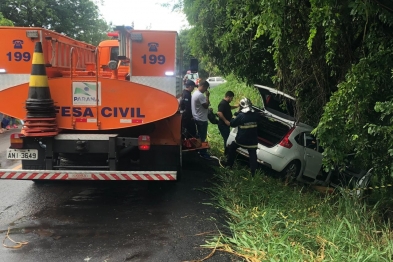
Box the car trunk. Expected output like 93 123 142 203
254 107 291 148
253 84 297 148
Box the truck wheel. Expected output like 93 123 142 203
280 160 300 183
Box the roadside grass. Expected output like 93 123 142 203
203 78 393 261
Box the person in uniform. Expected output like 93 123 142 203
180 80 197 138
225 98 259 175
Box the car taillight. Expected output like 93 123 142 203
10 133 24 149
138 135 150 150
279 128 295 149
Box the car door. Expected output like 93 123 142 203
302 132 323 179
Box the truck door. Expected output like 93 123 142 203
302 132 323 179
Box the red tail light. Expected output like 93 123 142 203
138 135 150 150
279 128 295 149
10 133 24 149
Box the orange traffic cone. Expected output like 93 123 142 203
24 42 59 137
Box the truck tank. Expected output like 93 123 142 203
0 26 186 181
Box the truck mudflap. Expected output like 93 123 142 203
0 170 177 181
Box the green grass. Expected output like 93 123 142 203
203 78 393 261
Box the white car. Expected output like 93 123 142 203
207 76 226 88
227 84 324 181
227 84 373 192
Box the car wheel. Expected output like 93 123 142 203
352 169 373 198
280 161 300 183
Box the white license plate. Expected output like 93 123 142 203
7 149 38 160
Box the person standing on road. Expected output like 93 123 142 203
180 80 197 138
225 98 259 176
217 91 238 156
191 80 212 160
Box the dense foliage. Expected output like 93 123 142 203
178 0 393 176
0 12 13 26
0 0 111 45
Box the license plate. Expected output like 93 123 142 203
7 149 38 160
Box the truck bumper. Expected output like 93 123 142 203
0 170 177 181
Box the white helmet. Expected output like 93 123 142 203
239 97 254 113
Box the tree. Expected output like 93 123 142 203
178 0 393 176
0 12 13 26
0 0 111 45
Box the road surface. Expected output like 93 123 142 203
0 129 237 262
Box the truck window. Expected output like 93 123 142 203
110 47 119 61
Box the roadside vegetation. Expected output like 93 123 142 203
204 80 393 261
176 0 393 181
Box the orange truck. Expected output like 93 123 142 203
0 26 194 181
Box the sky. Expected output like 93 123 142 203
98 0 188 32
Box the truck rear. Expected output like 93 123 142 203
0 26 184 181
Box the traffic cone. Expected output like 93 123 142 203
25 42 56 118
24 42 58 137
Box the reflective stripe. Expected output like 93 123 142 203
235 141 258 149
239 124 257 129
29 75 49 87
32 53 45 65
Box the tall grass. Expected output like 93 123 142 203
203 78 393 261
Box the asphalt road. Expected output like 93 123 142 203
0 130 238 262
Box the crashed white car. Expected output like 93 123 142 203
227 84 373 194
227 84 322 181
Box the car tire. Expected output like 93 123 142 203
279 160 300 183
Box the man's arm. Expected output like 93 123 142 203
201 90 210 109
230 114 243 127
217 112 230 126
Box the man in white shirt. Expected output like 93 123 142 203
191 80 212 160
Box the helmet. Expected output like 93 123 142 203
239 97 254 113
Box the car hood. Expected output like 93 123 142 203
254 84 297 126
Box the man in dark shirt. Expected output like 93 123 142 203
226 98 259 176
217 91 238 155
180 80 197 138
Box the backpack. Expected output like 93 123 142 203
207 108 219 125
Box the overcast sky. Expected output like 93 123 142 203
98 0 188 32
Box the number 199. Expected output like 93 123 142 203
141 54 166 64
7 52 31 62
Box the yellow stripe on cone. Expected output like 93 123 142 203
32 53 45 65
29 75 49 88
28 42 50 91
